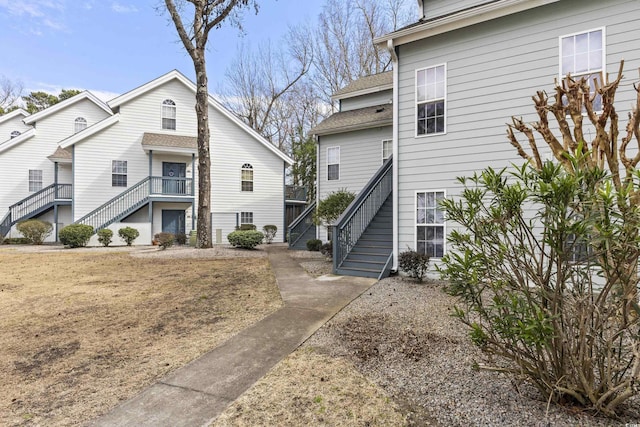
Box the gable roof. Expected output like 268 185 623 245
109 70 294 165
23 91 112 125
375 0 560 47
0 128 36 154
332 71 393 101
59 114 120 149
48 146 72 163
141 132 197 154
0 108 30 125
311 104 393 136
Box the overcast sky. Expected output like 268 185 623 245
0 0 324 101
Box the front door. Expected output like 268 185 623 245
162 162 186 195
162 210 186 235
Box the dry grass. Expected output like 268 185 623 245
214 348 406 427
0 249 282 426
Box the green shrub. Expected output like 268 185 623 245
306 239 322 251
155 232 175 250
398 249 430 282
16 219 53 245
236 223 257 231
175 232 187 245
320 241 333 258
118 226 139 246
3 237 30 245
97 229 113 247
262 225 277 244
59 224 93 248
314 189 355 226
227 230 264 249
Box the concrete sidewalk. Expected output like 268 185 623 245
89 245 376 427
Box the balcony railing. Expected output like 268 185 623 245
150 176 194 196
285 185 307 202
288 200 316 248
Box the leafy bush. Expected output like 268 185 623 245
118 227 139 246
59 224 93 248
3 237 30 245
175 233 187 245
306 239 322 251
227 230 264 249
398 249 430 282
16 219 52 245
320 241 333 258
97 229 113 247
262 224 277 244
236 223 257 231
154 232 175 250
314 189 355 226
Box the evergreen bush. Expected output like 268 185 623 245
227 230 264 249
96 229 113 247
16 219 52 245
118 227 139 246
59 224 93 248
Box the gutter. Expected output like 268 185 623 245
387 39 400 273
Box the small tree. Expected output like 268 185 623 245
118 227 139 246
97 229 113 247
16 219 52 245
262 224 277 244
314 189 355 228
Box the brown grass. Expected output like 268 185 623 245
0 249 282 426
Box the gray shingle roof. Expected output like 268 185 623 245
141 132 197 150
310 104 393 136
332 71 393 98
47 146 72 161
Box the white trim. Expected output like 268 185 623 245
558 26 606 90
327 146 340 181
240 211 254 225
331 82 394 102
59 114 121 149
414 189 447 259
389 39 399 272
0 128 37 153
381 139 393 163
374 0 560 47
161 99 177 131
74 117 87 134
23 91 112 125
241 163 254 192
28 169 43 192
415 63 447 138
141 145 197 155
0 108 30 125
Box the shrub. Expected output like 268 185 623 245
320 241 333 258
314 189 355 226
227 230 264 249
3 237 30 245
118 227 139 246
59 224 93 248
306 239 322 251
16 219 53 245
154 232 175 250
398 249 430 282
175 232 187 245
97 229 113 247
262 225 277 244
0 233 3 245
237 223 257 231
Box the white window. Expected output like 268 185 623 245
327 147 340 181
382 139 392 162
416 64 446 136
10 130 20 139
241 163 254 192
240 212 253 225
112 160 127 187
162 99 176 130
29 169 42 192
416 191 445 258
560 28 604 111
74 117 87 133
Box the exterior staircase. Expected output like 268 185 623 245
334 156 393 279
287 201 317 250
0 183 72 238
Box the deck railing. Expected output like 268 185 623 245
333 156 392 271
287 200 316 248
285 185 307 202
150 176 193 196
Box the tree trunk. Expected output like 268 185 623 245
194 49 212 248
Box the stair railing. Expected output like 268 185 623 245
333 155 392 272
287 200 317 248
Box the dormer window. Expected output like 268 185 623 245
74 117 87 133
10 130 20 139
162 99 176 130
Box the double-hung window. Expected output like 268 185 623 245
112 160 127 187
240 212 253 225
327 147 340 181
560 28 604 111
29 169 42 192
74 117 87 133
162 99 176 130
382 139 392 162
416 64 446 136
241 163 254 192
416 191 445 258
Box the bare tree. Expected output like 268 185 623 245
163 0 257 248
0 76 23 114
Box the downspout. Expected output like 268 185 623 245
283 162 286 243
314 135 320 239
387 39 400 272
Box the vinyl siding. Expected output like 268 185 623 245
396 0 640 259
340 89 393 111
0 116 31 144
317 125 392 241
423 0 490 18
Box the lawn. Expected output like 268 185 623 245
0 248 282 426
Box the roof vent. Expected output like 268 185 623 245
376 107 385 113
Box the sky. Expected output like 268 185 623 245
0 0 325 101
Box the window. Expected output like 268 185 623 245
10 130 20 139
162 99 176 130
112 160 127 187
560 29 604 111
416 64 446 136
382 139 392 162
241 163 254 192
29 169 42 192
416 191 445 258
74 117 87 133
327 147 340 181
240 212 253 225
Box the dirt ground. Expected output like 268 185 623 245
0 247 282 426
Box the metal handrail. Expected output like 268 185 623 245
150 176 194 196
288 200 317 248
333 155 393 271
285 185 307 202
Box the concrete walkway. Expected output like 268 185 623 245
90 245 376 427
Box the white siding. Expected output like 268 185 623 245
423 0 488 18
340 89 393 111
0 115 31 144
396 0 640 259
